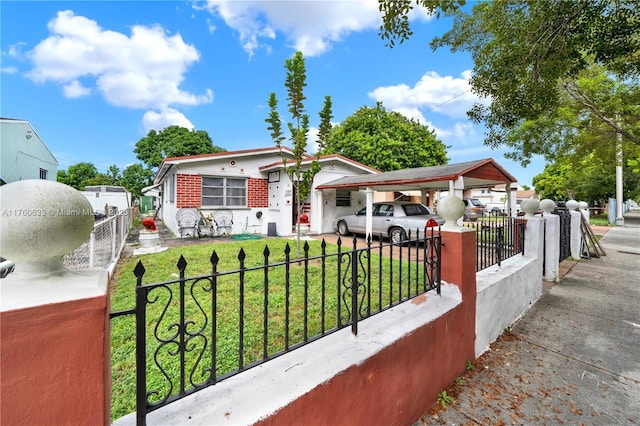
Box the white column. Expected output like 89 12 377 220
524 217 544 262
315 190 324 234
540 199 559 281
566 200 581 260
365 187 374 240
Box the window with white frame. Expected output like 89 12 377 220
39 168 48 180
202 177 247 207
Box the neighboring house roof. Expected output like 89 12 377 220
516 189 538 199
84 185 129 193
0 118 57 164
316 158 518 192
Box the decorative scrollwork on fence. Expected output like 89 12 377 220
143 256 214 408
338 238 369 327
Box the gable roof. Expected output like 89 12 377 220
154 147 379 184
0 117 58 166
316 158 518 192
155 146 298 183
259 153 379 174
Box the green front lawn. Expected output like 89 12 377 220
109 238 428 420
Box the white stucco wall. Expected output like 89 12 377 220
474 218 544 357
81 190 131 214
475 253 543 357
0 119 58 183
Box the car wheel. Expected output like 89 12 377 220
337 220 350 236
389 227 407 245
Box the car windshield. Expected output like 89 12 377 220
470 199 484 207
402 204 432 216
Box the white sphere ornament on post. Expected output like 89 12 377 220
521 198 540 218
566 200 579 211
578 201 590 221
438 196 465 229
0 180 94 276
539 199 557 216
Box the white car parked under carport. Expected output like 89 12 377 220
333 202 443 244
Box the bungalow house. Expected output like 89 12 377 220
0 118 58 185
150 147 378 237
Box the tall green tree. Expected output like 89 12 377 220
134 125 225 169
321 102 448 171
265 51 333 255
106 165 121 185
57 162 100 190
378 0 640 164
119 163 154 200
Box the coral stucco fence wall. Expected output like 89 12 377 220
0 276 111 426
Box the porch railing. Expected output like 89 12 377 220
465 213 526 271
110 228 441 425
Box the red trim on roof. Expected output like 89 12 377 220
162 146 294 163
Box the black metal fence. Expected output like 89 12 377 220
110 228 441 425
465 212 526 271
554 207 571 262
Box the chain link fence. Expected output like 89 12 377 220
64 209 133 271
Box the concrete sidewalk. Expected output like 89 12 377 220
416 226 640 425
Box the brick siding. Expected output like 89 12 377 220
176 174 202 208
248 178 268 208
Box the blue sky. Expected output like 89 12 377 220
1 1 545 186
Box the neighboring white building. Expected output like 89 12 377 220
150 147 378 237
0 118 58 185
81 186 132 216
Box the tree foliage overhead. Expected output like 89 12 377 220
506 64 639 163
134 125 225 169
378 0 640 164
322 102 448 172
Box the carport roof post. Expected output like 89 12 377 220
364 187 374 239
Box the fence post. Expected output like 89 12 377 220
566 200 582 260
111 217 117 262
89 230 96 268
437 195 477 363
0 180 110 425
540 199 560 281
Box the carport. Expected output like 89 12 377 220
315 158 518 238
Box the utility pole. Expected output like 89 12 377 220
615 127 624 226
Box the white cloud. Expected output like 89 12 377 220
142 108 195 133
199 0 399 57
63 80 90 98
25 10 213 113
7 42 28 59
369 70 486 121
